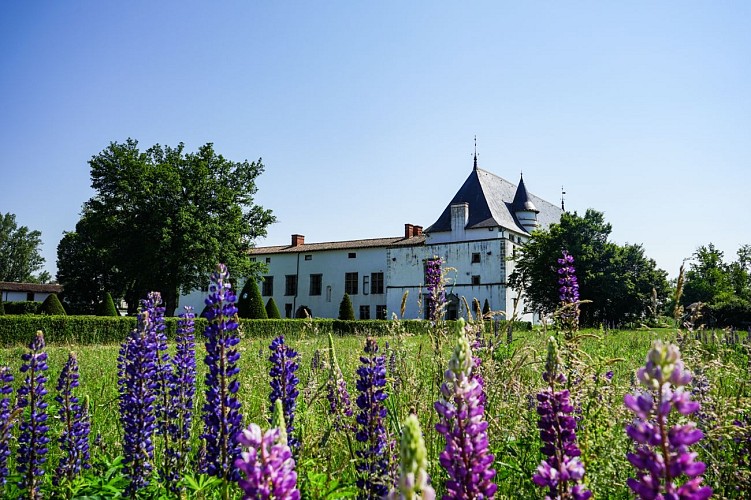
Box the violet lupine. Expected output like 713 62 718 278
434 328 498 499
425 257 445 322
54 352 91 486
234 414 301 500
118 298 159 496
165 306 197 491
624 341 712 499
326 332 353 432
268 336 300 451
387 414 436 500
434 327 497 499
557 251 580 331
532 338 591 500
0 366 14 486
355 337 390 499
16 331 50 499
201 264 244 483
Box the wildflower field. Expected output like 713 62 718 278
0 263 749 499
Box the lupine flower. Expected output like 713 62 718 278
557 251 580 331
355 337 390 499
16 331 50 499
624 341 712 499
165 306 197 491
118 297 159 496
388 414 436 500
434 327 497 499
0 366 14 486
201 264 244 482
269 336 300 451
425 257 445 322
54 352 91 486
532 338 591 500
326 332 353 431
234 420 300 500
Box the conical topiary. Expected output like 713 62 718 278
338 293 355 321
40 293 66 315
482 299 491 317
96 292 119 316
237 278 268 319
265 297 281 319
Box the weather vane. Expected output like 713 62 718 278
561 186 567 211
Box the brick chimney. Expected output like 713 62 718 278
414 225 423 236
404 224 414 238
291 234 305 247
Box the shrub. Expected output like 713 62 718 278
237 278 267 319
40 294 66 316
295 306 311 319
265 298 281 319
0 300 4 315
96 292 119 316
3 301 41 315
338 293 355 321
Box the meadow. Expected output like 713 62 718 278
0 317 748 499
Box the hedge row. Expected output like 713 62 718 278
0 316 532 347
2 301 42 315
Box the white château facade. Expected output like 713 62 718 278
179 157 562 321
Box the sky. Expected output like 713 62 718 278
1 1 749 280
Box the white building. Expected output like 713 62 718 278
0 282 62 303
180 157 562 321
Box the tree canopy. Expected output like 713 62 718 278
508 209 669 327
0 212 50 283
57 139 275 315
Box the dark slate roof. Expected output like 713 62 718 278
512 175 539 213
0 282 63 293
251 235 426 255
425 168 562 234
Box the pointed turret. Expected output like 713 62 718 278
512 174 539 233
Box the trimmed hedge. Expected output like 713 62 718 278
0 316 531 346
2 301 41 315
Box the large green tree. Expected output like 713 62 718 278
57 139 275 316
508 209 668 327
0 213 50 283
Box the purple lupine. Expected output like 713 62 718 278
201 264 244 483
118 297 159 496
425 257 445 322
326 332 353 432
16 331 50 499
165 306 197 491
624 341 712 499
268 336 300 451
234 423 301 499
557 251 580 330
0 367 15 486
434 325 497 499
355 337 390 498
54 352 91 486
532 338 591 500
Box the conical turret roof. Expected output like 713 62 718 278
512 174 539 213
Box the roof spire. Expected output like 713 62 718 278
473 135 478 170
561 186 566 211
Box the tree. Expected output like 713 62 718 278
0 213 50 283
40 294 66 315
509 209 668 327
265 297 281 319
682 244 733 306
96 292 119 316
338 293 355 320
0 300 5 316
237 278 267 319
57 139 276 316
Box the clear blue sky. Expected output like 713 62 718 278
1 1 749 279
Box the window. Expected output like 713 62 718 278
262 276 274 296
371 272 384 294
326 286 332 302
27 292 35 301
345 272 358 295
250 257 256 262
304 254 312 261
472 275 481 286
472 253 481 263
363 275 370 295
309 274 322 296
285 303 292 318
285 275 297 296
266 257 271 264
359 305 370 320
376 305 387 320
348 252 356 259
